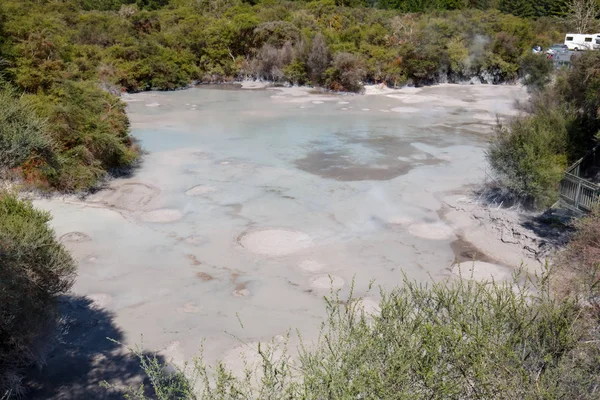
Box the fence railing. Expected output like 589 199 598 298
559 172 600 212
559 145 600 213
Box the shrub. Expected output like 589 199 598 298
487 100 571 208
250 42 293 82
27 80 138 190
0 83 55 175
324 52 364 92
116 269 600 399
400 43 441 85
79 0 133 11
556 52 600 146
0 193 76 397
557 207 600 311
446 37 469 78
307 33 329 84
324 53 364 92
253 21 300 48
0 78 137 190
283 59 308 85
520 52 553 91
488 51 600 209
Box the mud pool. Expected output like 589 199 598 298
33 84 528 376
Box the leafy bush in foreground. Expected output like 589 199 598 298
114 269 600 399
0 194 76 398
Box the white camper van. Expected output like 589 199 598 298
564 33 600 50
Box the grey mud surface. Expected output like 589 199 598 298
31 83 543 396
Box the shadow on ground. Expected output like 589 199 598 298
472 184 530 210
24 296 161 399
519 208 575 248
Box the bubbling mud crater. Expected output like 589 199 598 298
238 228 312 256
60 231 91 243
140 208 184 223
88 182 159 211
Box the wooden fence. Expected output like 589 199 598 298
559 146 600 213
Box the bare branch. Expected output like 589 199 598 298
567 0 599 34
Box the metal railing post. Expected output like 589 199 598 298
574 181 582 209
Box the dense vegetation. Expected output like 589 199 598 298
1 0 568 93
0 0 574 190
113 270 600 399
0 193 76 398
487 51 600 208
1 0 599 398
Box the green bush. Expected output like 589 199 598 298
116 269 600 399
446 37 469 78
324 52 364 92
283 59 308 85
26 80 138 190
307 33 330 85
0 78 137 190
0 193 76 397
487 104 570 208
556 52 600 150
488 51 600 209
0 83 55 175
520 52 553 91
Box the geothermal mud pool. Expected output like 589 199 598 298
34 84 529 383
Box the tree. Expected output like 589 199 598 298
498 0 534 17
567 0 599 33
307 33 329 84
78 0 135 10
520 52 554 92
324 52 364 92
532 0 566 17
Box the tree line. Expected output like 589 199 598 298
0 0 581 191
84 0 574 17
